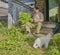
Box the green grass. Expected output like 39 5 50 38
0 26 60 55
0 26 40 55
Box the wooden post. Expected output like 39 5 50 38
8 0 13 29
58 0 60 22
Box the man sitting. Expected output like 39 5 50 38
25 7 44 35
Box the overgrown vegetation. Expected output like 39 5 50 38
0 24 60 55
0 25 40 55
0 12 60 55
19 12 33 24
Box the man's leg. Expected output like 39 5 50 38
25 22 33 33
25 22 31 33
36 22 42 34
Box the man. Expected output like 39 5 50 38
26 7 44 35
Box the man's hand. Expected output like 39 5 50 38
33 18 38 22
34 18 44 23
39 19 44 23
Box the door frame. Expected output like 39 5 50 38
46 0 49 21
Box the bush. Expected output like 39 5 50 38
18 12 33 24
0 26 37 55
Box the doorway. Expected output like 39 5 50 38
45 0 58 22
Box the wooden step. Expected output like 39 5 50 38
42 22 56 28
40 27 53 34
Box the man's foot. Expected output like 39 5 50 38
33 33 40 37
27 32 32 36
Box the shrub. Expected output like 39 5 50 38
18 12 33 24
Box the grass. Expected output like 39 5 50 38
0 25 41 55
0 22 60 55
0 32 40 55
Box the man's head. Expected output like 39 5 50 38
34 7 40 13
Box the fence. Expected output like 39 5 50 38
8 0 33 29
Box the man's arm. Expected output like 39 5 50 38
38 13 44 23
38 18 44 23
33 18 44 23
33 13 44 23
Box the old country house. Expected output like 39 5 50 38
0 0 60 29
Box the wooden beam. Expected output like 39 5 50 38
58 0 60 22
